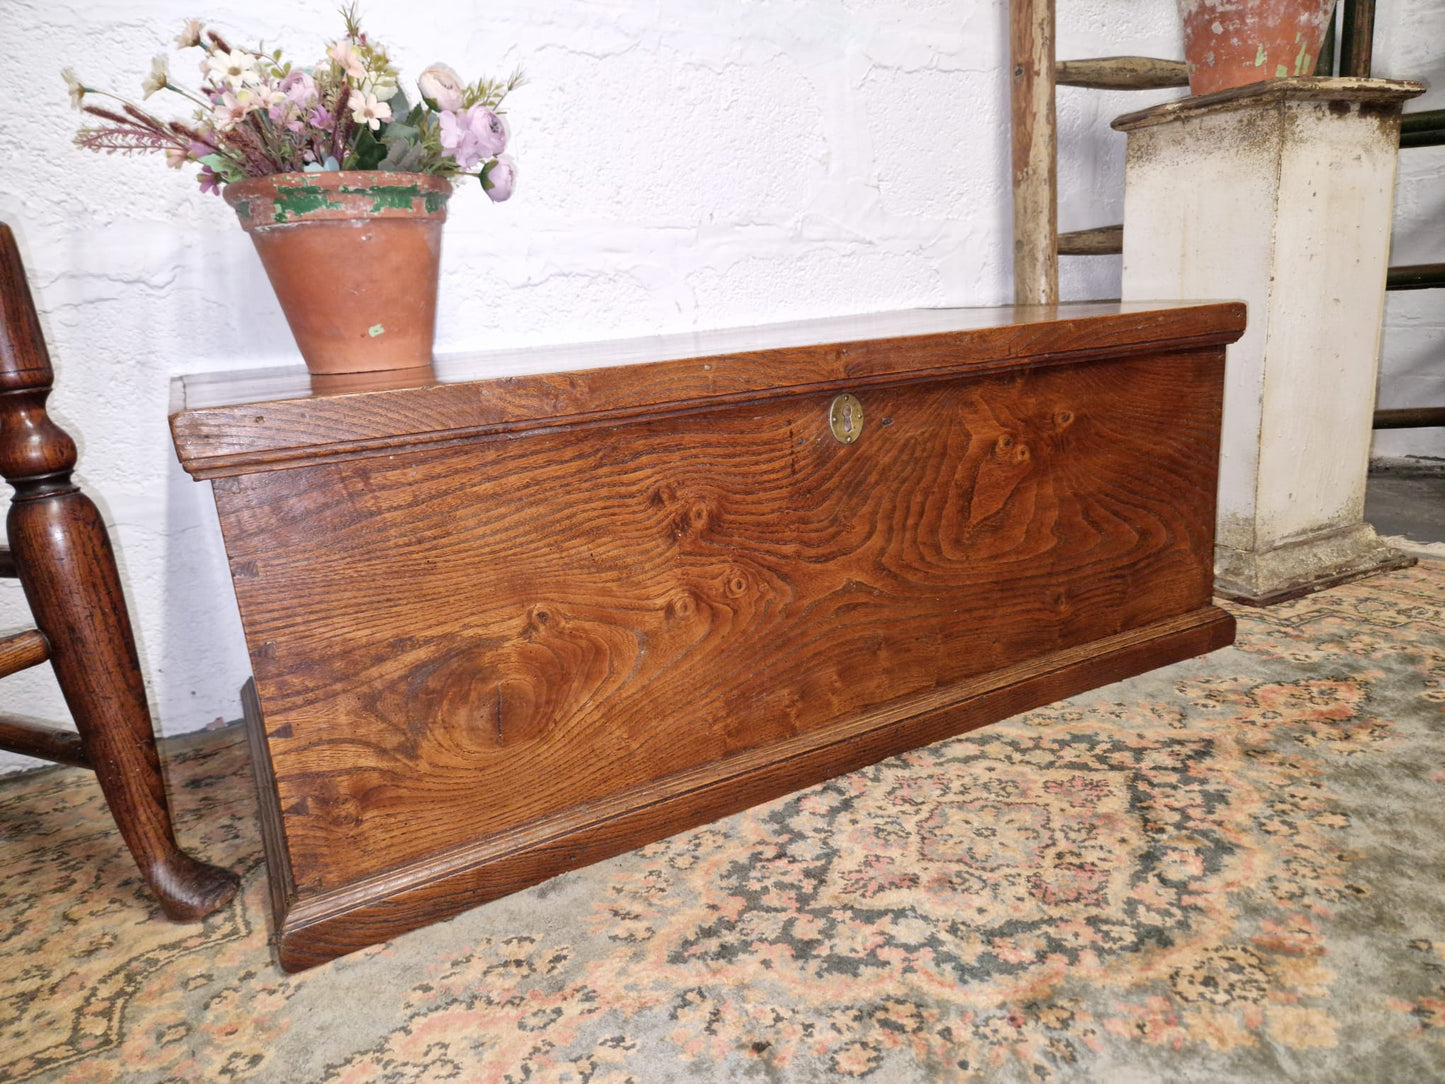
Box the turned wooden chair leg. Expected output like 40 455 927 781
1 221 238 920
8 486 240 919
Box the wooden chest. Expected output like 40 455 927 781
170 301 1244 971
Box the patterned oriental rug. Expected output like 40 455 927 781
1 563 1441 1083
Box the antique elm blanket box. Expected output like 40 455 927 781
169 300 1245 971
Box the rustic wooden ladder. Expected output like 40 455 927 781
1380 117 1445 430
1314 0 1445 432
1007 0 1406 307
1349 9 1445 433
1008 0 1187 305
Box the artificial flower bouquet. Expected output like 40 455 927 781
64 4 522 201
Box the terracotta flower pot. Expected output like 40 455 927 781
1178 0 1338 96
225 171 453 375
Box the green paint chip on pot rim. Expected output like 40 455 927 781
272 186 345 221
337 183 437 214
368 324 386 337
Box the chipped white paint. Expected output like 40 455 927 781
1118 78 1424 601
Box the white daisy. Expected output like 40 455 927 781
207 49 261 91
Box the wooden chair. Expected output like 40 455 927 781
0 223 238 920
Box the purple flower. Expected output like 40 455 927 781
438 105 506 172
197 164 222 196
280 69 318 108
482 156 516 202
266 92 297 126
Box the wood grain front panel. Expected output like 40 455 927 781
211 346 1223 896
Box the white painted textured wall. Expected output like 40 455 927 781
0 0 1439 772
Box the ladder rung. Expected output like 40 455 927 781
1386 263 1445 290
1374 406 1445 430
0 628 49 678
0 713 89 769
1055 57 1189 90
1058 225 1123 256
1400 108 1445 148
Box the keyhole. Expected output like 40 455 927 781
829 394 864 444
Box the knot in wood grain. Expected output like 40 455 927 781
993 432 1032 464
525 604 556 637
399 641 556 753
672 500 716 540
722 567 752 598
656 484 724 547
309 789 363 830
664 590 698 621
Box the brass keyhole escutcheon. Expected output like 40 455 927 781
829 393 863 444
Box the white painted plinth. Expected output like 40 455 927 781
1115 77 1424 603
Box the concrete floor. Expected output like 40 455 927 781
1365 463 1445 553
